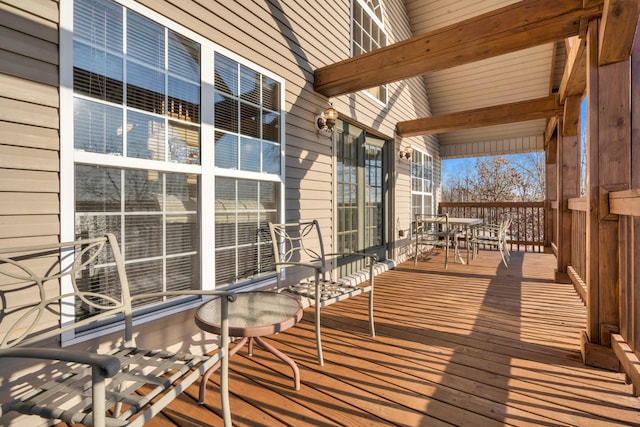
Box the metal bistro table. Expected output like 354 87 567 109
418 216 483 264
195 291 303 403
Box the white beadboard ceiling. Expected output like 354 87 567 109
405 0 561 158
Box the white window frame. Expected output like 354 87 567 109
59 0 285 344
410 148 434 235
351 0 388 106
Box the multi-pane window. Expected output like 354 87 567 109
213 53 281 284
411 149 434 232
66 0 283 323
72 0 202 311
352 0 387 104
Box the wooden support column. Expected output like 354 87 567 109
555 98 581 283
545 135 557 250
582 18 630 370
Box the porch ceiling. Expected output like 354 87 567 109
405 0 561 159
313 0 640 160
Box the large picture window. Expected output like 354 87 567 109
63 0 284 328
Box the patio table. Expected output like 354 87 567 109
195 291 303 403
419 216 483 264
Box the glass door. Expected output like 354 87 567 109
335 120 388 276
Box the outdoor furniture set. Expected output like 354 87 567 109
0 219 378 425
414 213 512 268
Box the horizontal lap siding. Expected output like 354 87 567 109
0 0 60 249
139 0 434 259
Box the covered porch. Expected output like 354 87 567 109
144 250 638 426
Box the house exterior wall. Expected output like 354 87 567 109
0 1 437 424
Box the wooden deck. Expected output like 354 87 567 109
152 250 640 426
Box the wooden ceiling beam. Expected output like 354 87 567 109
559 36 587 101
314 0 603 97
599 0 640 65
396 95 563 137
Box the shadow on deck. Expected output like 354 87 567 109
152 250 639 426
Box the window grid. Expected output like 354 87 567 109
68 0 284 323
410 150 434 235
352 0 387 104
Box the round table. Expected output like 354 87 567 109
195 291 303 402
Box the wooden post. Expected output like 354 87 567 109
545 136 557 250
582 18 631 370
555 103 581 283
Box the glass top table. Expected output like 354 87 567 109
195 291 303 402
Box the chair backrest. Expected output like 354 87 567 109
499 212 513 236
0 233 134 349
268 220 327 283
415 213 451 236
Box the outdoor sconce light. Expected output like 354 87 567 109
398 146 413 159
316 104 339 138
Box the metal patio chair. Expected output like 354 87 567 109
268 220 377 366
0 233 236 427
470 212 513 267
414 213 458 269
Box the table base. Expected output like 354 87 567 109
198 336 300 403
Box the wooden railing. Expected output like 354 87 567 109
439 202 546 252
567 197 587 285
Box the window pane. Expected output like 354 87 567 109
240 65 260 105
74 98 123 155
262 111 280 143
126 11 165 113
124 169 161 211
214 53 238 96
167 255 198 291
125 214 162 259
73 0 123 103
168 31 200 82
75 165 122 212
127 61 165 113
214 92 238 132
169 121 200 164
262 76 279 110
262 141 280 174
168 31 200 123
240 137 260 172
214 178 278 285
73 44 124 103
215 131 238 169
126 111 165 160
239 102 259 138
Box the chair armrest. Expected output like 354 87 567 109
274 261 324 273
326 252 378 262
0 348 121 378
131 290 236 302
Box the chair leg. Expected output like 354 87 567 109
444 238 449 269
315 299 324 366
368 287 375 337
499 243 509 267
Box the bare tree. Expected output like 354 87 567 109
442 154 544 203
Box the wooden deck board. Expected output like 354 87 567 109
73 249 640 426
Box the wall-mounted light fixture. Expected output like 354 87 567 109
398 146 413 159
315 104 339 138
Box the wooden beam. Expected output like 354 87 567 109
599 0 640 65
396 95 562 137
563 94 583 136
544 116 558 144
610 189 640 216
314 0 603 97
559 36 587 101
